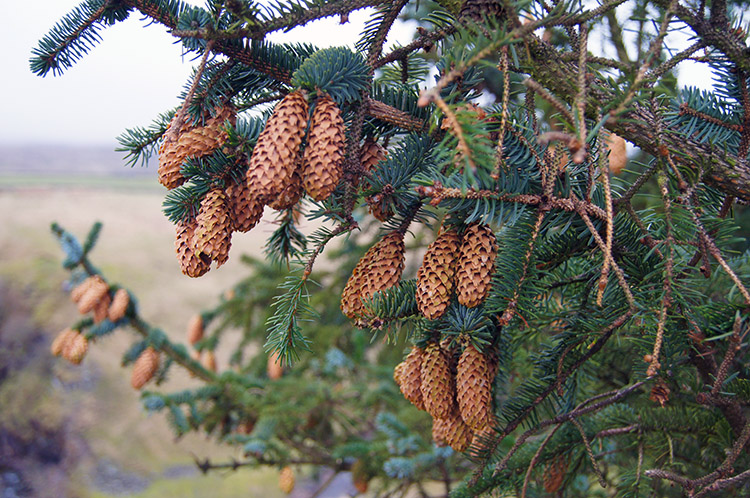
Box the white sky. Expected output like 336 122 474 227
2 1 714 146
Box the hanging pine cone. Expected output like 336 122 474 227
131 347 160 390
203 350 217 372
226 177 264 233
469 426 495 456
366 193 394 222
158 106 236 190
456 223 497 308
278 466 295 494
51 328 77 357
268 169 303 211
416 228 461 320
302 93 345 201
396 347 425 411
108 288 130 322
340 232 405 320
65 332 89 365
457 344 493 431
267 351 284 380
194 187 233 267
441 408 474 452
351 458 370 493
543 454 569 493
359 137 386 176
76 275 109 314
420 342 455 419
246 90 308 200
187 314 204 345
175 220 211 278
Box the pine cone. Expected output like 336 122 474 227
70 277 94 303
175 220 211 277
194 187 233 267
187 314 204 345
366 193 394 222
92 293 112 324
246 91 309 200
77 275 109 314
226 177 265 233
351 458 370 493
51 328 77 357
131 347 160 390
397 347 425 411
203 350 217 372
359 138 386 176
108 288 130 322
416 228 460 320
432 416 450 447
393 359 405 386
606 132 628 175
456 223 497 307
420 343 455 419
457 344 493 431
267 351 284 380
340 232 405 320
278 465 295 494
65 332 88 365
268 169 303 211
442 408 474 452
158 106 236 189
460 0 505 23
302 93 345 201
469 426 495 456
543 454 569 493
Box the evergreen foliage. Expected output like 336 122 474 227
37 0 750 496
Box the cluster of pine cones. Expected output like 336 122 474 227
51 275 130 364
160 90 349 277
395 342 496 452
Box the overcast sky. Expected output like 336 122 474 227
3 1 712 146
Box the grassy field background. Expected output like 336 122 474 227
0 146 303 497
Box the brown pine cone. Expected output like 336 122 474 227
416 228 461 320
131 347 160 390
175 220 211 278
108 288 130 322
65 332 89 365
359 138 386 175
420 342 455 419
456 223 497 307
92 292 112 324
268 169 303 211
203 350 217 372
366 193 394 222
543 454 569 493
158 106 236 190
278 465 295 494
267 351 284 380
246 91 309 200
187 314 204 345
77 276 109 315
51 328 77 357
194 187 233 267
226 177 265 233
351 458 370 493
396 347 425 411
441 408 474 452
302 93 345 201
456 344 493 431
340 232 405 320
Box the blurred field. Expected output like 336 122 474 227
0 149 297 497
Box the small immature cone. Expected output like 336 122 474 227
226 178 264 233
65 332 89 365
77 276 109 314
456 223 497 308
131 347 160 390
420 343 455 419
247 90 309 200
187 314 204 345
267 351 284 380
278 465 295 494
340 232 405 320
606 133 627 175
416 229 461 320
158 106 236 189
108 288 130 322
194 188 233 267
456 344 493 431
70 277 94 303
302 93 345 201
92 293 111 324
396 347 425 411
268 170 303 211
203 350 217 372
51 328 77 357
175 221 211 278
